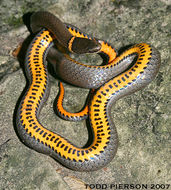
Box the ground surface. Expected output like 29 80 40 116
0 0 170 190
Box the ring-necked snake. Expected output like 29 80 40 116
16 11 160 171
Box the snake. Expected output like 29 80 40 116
16 11 160 171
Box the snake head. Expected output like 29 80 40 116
71 37 101 54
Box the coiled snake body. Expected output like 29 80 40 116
16 11 160 171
